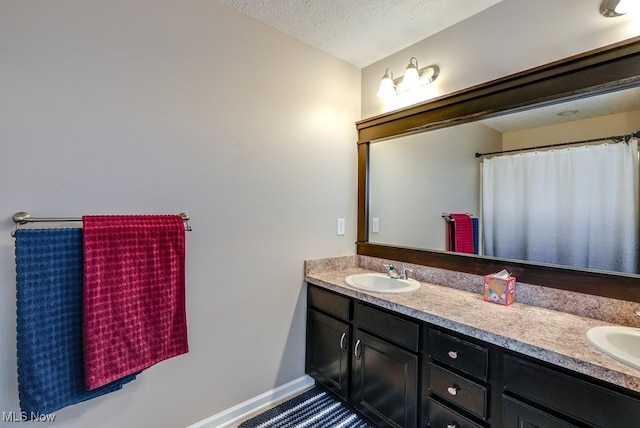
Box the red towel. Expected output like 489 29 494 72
449 214 474 254
82 215 188 390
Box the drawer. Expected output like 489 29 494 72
355 303 420 351
307 285 352 321
428 363 487 420
427 398 483 428
502 395 577 428
428 329 488 381
504 355 640 428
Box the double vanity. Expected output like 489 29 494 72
304 255 640 428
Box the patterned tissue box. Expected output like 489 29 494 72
483 271 515 305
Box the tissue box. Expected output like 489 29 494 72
483 274 515 305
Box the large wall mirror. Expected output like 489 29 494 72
356 36 640 302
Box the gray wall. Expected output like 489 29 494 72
0 1 359 427
369 123 501 250
1 0 639 427
361 0 640 118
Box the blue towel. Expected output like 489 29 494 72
15 228 136 418
472 217 479 254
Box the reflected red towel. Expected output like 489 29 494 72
445 218 455 252
450 214 474 254
82 215 188 390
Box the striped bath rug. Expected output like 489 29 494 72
239 386 370 427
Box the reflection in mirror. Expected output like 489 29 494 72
369 86 640 275
369 122 500 249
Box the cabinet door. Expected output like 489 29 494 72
352 330 418 428
502 396 577 428
306 309 351 401
504 355 640 428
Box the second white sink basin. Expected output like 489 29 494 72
345 273 420 294
586 326 640 370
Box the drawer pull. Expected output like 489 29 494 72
447 385 460 396
339 332 347 351
447 350 458 359
354 339 362 360
446 423 459 428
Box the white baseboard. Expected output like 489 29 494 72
186 375 315 428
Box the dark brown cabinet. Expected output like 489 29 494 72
306 308 351 401
305 282 640 428
427 330 488 381
353 303 419 428
501 396 577 428
352 330 418 428
305 286 353 401
423 329 493 427
306 285 419 427
427 398 483 428
503 355 640 428
427 363 487 420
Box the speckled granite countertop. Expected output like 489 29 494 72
305 257 640 394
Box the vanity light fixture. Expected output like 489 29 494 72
600 0 636 17
376 57 439 98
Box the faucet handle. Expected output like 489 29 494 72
383 264 400 278
400 267 413 280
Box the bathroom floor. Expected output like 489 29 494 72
224 386 315 427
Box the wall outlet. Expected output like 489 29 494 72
372 217 379 233
337 218 345 236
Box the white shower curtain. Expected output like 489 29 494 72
482 140 639 273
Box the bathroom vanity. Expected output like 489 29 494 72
304 256 640 428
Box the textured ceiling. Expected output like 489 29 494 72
216 1 640 133
480 87 640 133
216 0 504 68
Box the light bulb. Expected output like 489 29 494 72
377 69 396 98
616 0 630 13
616 0 640 14
402 57 421 91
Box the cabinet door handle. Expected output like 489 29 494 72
447 350 458 359
339 332 347 351
447 385 460 396
354 339 362 360
446 423 460 428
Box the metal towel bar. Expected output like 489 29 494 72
11 211 192 236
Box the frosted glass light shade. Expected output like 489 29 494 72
600 0 640 16
402 58 421 91
377 77 396 98
377 69 396 98
616 0 640 14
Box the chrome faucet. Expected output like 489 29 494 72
383 264 400 278
400 267 413 280
383 264 413 280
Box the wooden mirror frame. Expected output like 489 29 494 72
356 36 640 302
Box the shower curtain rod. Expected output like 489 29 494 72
11 211 192 232
475 130 639 158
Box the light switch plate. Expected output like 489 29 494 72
337 218 345 236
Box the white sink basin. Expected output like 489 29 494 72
345 273 420 294
586 326 640 370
